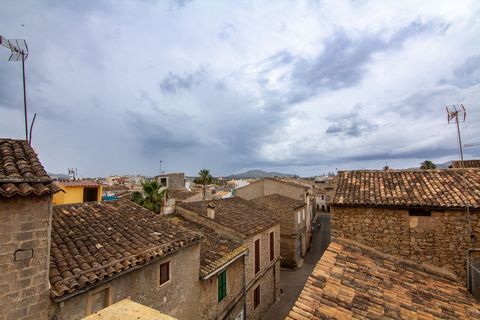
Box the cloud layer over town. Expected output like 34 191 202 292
1 0 479 177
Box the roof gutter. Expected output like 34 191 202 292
202 250 248 280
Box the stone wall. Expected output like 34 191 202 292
199 257 245 320
0 195 52 320
279 209 306 269
244 225 281 319
331 206 480 280
50 243 201 320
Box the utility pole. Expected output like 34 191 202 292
159 160 164 175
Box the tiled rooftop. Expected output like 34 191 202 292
178 197 278 237
50 200 202 299
168 189 200 201
56 180 100 188
250 194 305 217
0 139 60 197
333 169 480 209
452 160 480 168
166 215 247 278
287 239 480 320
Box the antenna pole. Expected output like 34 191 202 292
455 112 464 162
22 51 28 142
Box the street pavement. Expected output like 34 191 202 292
264 213 331 320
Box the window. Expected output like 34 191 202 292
83 187 98 202
160 177 167 187
253 285 260 309
159 261 170 286
87 286 112 315
297 211 301 224
302 209 305 220
269 231 274 262
218 270 227 302
408 209 431 216
321 195 325 200
254 239 260 274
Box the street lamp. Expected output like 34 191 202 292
0 35 29 142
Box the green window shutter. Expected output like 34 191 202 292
218 270 227 302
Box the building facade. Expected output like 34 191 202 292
52 180 102 205
250 194 307 269
0 139 60 320
332 169 480 280
235 178 314 249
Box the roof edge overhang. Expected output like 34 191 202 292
331 203 480 211
201 249 248 280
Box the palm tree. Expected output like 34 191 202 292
198 169 212 200
420 160 436 170
131 181 167 213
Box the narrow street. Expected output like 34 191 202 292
264 214 331 320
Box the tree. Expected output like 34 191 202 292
131 181 167 213
198 169 212 200
420 160 436 170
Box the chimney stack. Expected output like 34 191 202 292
207 203 215 219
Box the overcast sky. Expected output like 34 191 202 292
1 0 479 177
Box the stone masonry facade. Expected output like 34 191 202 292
331 206 480 280
0 195 52 320
50 243 201 320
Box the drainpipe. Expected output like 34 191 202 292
242 253 247 319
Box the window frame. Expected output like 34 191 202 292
253 285 261 309
217 269 227 302
408 209 431 217
159 260 171 287
254 238 260 275
269 231 274 262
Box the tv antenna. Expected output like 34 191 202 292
446 104 467 162
68 168 78 180
0 36 30 143
159 160 164 174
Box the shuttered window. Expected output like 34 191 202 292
159 261 170 285
254 239 260 274
269 231 274 262
218 270 227 302
254 285 260 309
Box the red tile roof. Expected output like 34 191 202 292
178 197 279 237
0 139 60 197
287 238 480 320
56 180 100 188
452 160 480 168
250 194 305 217
166 215 247 278
333 169 480 209
50 200 202 300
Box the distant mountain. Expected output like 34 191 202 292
48 173 70 180
406 161 452 170
226 170 297 179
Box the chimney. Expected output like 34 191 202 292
207 203 215 219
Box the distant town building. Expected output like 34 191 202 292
154 172 185 190
52 180 103 205
250 194 307 269
235 178 315 250
450 159 480 168
167 189 202 203
332 169 480 280
314 176 336 212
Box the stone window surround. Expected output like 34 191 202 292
86 284 113 315
159 260 171 288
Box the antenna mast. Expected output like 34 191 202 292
0 36 29 143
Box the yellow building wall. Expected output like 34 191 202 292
53 185 103 205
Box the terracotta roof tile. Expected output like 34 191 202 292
250 194 305 217
178 197 278 237
452 160 480 168
168 189 201 201
56 180 100 188
287 239 480 320
166 215 247 278
50 200 202 299
333 169 480 209
0 139 60 197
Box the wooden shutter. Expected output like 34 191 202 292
269 231 274 261
160 262 170 285
218 270 227 302
254 285 260 309
254 239 260 274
